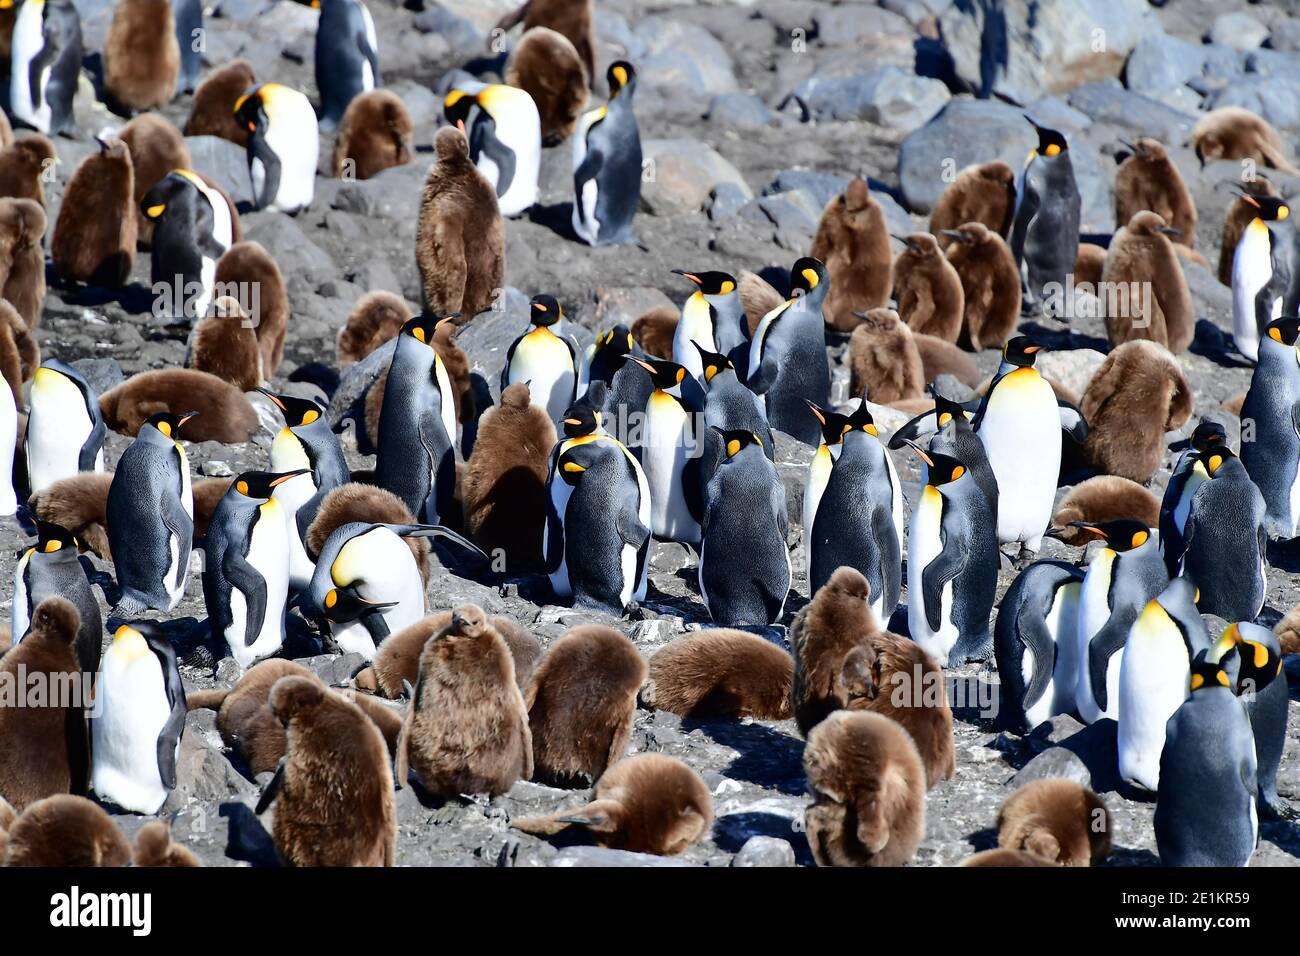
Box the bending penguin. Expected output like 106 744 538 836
9 0 81 136
1240 316 1300 539
444 80 541 218
572 61 641 247
501 294 577 423
1010 117 1080 313
142 169 234 321
1230 191 1297 364
235 83 319 213
24 358 105 496
312 0 379 130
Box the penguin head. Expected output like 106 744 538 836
691 340 733 383
258 388 325 429
448 604 489 637
1197 442 1237 477
1066 518 1150 552
401 312 459 347
232 469 311 500
1238 191 1290 223
140 170 197 222
1211 623 1283 696
144 410 198 440
718 428 763 459
594 324 635 361
33 519 78 555
673 269 737 299
1264 315 1300 347
1190 419 1228 453
839 644 879 703
789 257 827 297
108 623 158 665
559 403 601 438
931 390 968 429
528 294 563 328
892 232 941 258
903 439 966 487
805 400 851 447
939 223 992 246
233 84 272 137
1187 652 1232 694
1127 210 1181 240
1024 116 1068 157
557 441 604 486
845 401 878 438
608 61 637 99
443 88 480 133
321 584 398 624
631 357 688 392
1002 335 1044 368
1119 137 1166 162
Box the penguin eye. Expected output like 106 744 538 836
300 409 319 426
1131 530 1149 548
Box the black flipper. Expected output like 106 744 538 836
573 143 605 227
472 115 516 201
249 133 281 211
222 542 268 647
921 547 966 635
144 634 187 791
1018 608 1058 713
1087 618 1128 714
1057 400 1088 442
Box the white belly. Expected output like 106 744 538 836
1232 225 1274 363
360 5 377 90
0 384 16 515
434 351 457 443
260 97 319 213
642 394 699 542
489 103 540 217
270 432 316 589
979 370 1059 550
91 661 172 814
1118 618 1189 792
226 502 290 668
802 444 833 577
1076 551 1116 724
10 6 51 133
907 487 956 664
11 549 31 639
507 333 576 422
1289 468 1300 540
673 298 715 384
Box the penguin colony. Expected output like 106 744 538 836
0 0 1294 872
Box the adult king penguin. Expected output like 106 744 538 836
502 294 577 423
1010 117 1080 314
313 0 379 131
694 341 772 490
24 358 105 496
631 357 705 547
11 520 102 676
444 81 541 218
142 169 233 321
1240 316 1300 538
672 270 746 382
1158 418 1228 574
572 61 641 247
1231 191 1298 363
8 0 81 136
235 83 319 213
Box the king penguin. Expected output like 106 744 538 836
8 0 81 136
1240 316 1300 538
444 80 541 218
11 519 103 676
106 411 196 614
576 324 637 399
694 340 772 491
1231 191 1298 364
1213 621 1291 820
1158 418 1228 574
89 622 186 815
502 294 577 423
572 61 641 247
671 269 745 382
631 356 705 547
1009 117 1080 313
234 83 319 214
25 358 106 496
142 169 233 321
313 0 379 131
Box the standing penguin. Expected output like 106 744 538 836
917 397 998 526
892 232 964 342
1070 518 1169 725
9 0 80 136
942 221 1020 351
631 357 705 547
313 0 378 130
501 294 577 423
89 622 185 815
1102 210 1194 353
0 349 13 514
1214 622 1291 820
374 313 459 526
105 411 196 614
1114 138 1197 247
11 518 102 675
171 0 201 93
444 81 541 218
235 83 319 214
202 470 308 668
103 0 179 112
571 61 640 247
748 257 831 447
672 270 740 382
698 429 790 627
50 136 136 287
24 358 104 496
1240 316 1300 538
903 441 998 666
1010 117 1080 313
993 560 1084 734
577 324 636 398
1158 419 1228 575
142 169 233 321
694 340 772 488
1231 192 1297 363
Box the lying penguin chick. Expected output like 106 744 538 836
336 291 411 366
942 222 1020 351
790 566 880 736
118 113 191 242
331 89 413 181
810 176 892 330
631 305 678 360
191 477 233 543
0 134 57 206
803 710 926 867
1051 476 1161 546
1081 340 1192 483
644 629 793 720
1218 176 1276 286
394 605 532 797
848 308 925 404
998 778 1112 866
1074 242 1106 288
27 472 113 558
0 197 46 330
306 483 432 583
893 232 964 342
462 382 556 572
912 333 981 388
1115 138 1197 249
186 659 315 775
960 848 1056 867
132 820 199 867
1193 106 1300 175
98 369 258 443
505 26 588 145
188 297 262 391
525 625 645 787
511 753 713 856
213 241 288 378
262 675 396 867
929 160 1017 250
738 269 783 338
51 137 136 288
1101 211 1193 353
2 795 130 866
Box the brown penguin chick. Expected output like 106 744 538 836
117 112 191 243
789 566 880 736
929 160 1017 250
132 820 199 867
28 473 113 559
1115 138 1197 248
462 382 556 571
188 660 314 774
1051 476 1161 546
511 753 713 856
306 482 432 580
942 221 1020 351
1080 340 1192 483
0 598 88 810
1218 176 1277 286
394 605 533 797
893 232 965 342
738 269 783 337
1193 106 1300 175
643 629 793 720
997 778 1112 866
103 0 180 111
51 137 136 287
960 848 1056 867
184 59 257 146
188 296 262 391
810 177 893 330
913 333 982 388
336 291 411 365
0 134 55 206
415 126 504 320
631 305 677 359
0 298 37 403
264 675 396 867
803 709 926 867
1074 242 1107 288
0 197 45 330
524 625 646 787
98 369 258 443
191 477 233 542
1101 210 1194 353
848 308 925 404
496 0 595 83
1275 602 1300 657
850 629 955 789
331 89 413 181
506 27 588 145
213 241 287 378
0 624 10 655
2 795 130 866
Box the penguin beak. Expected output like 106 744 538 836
804 399 826 425
1067 521 1105 540
270 469 311 487
256 387 287 410
900 438 933 467
178 411 200 427
672 270 703 285
1160 226 1182 238
1042 526 1068 541
631 358 657 375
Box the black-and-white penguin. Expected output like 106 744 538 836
89 622 186 815
106 411 196 614
502 294 577 423
25 358 106 496
1155 654 1258 867
993 559 1084 735
695 340 772 494
1231 192 1298 364
1159 418 1228 574
903 440 998 666
142 169 234 320
202 470 307 668
698 428 790 627
8 0 81 135
890 391 973 449
1213 621 1291 820
262 389 349 590
924 403 998 528
1070 518 1169 725
672 270 745 382
313 0 379 130
572 61 640 247
747 257 831 447
375 313 459 525
631 357 705 547
235 82 319 213
576 325 637 399
1009 116 1080 313
172 0 202 93
11 519 103 676
0 356 16 516
1241 316 1300 539
444 80 541 218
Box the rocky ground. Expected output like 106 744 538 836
7 0 1300 866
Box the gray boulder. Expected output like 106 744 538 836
792 62 950 132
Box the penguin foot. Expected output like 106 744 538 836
1261 796 1300 822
